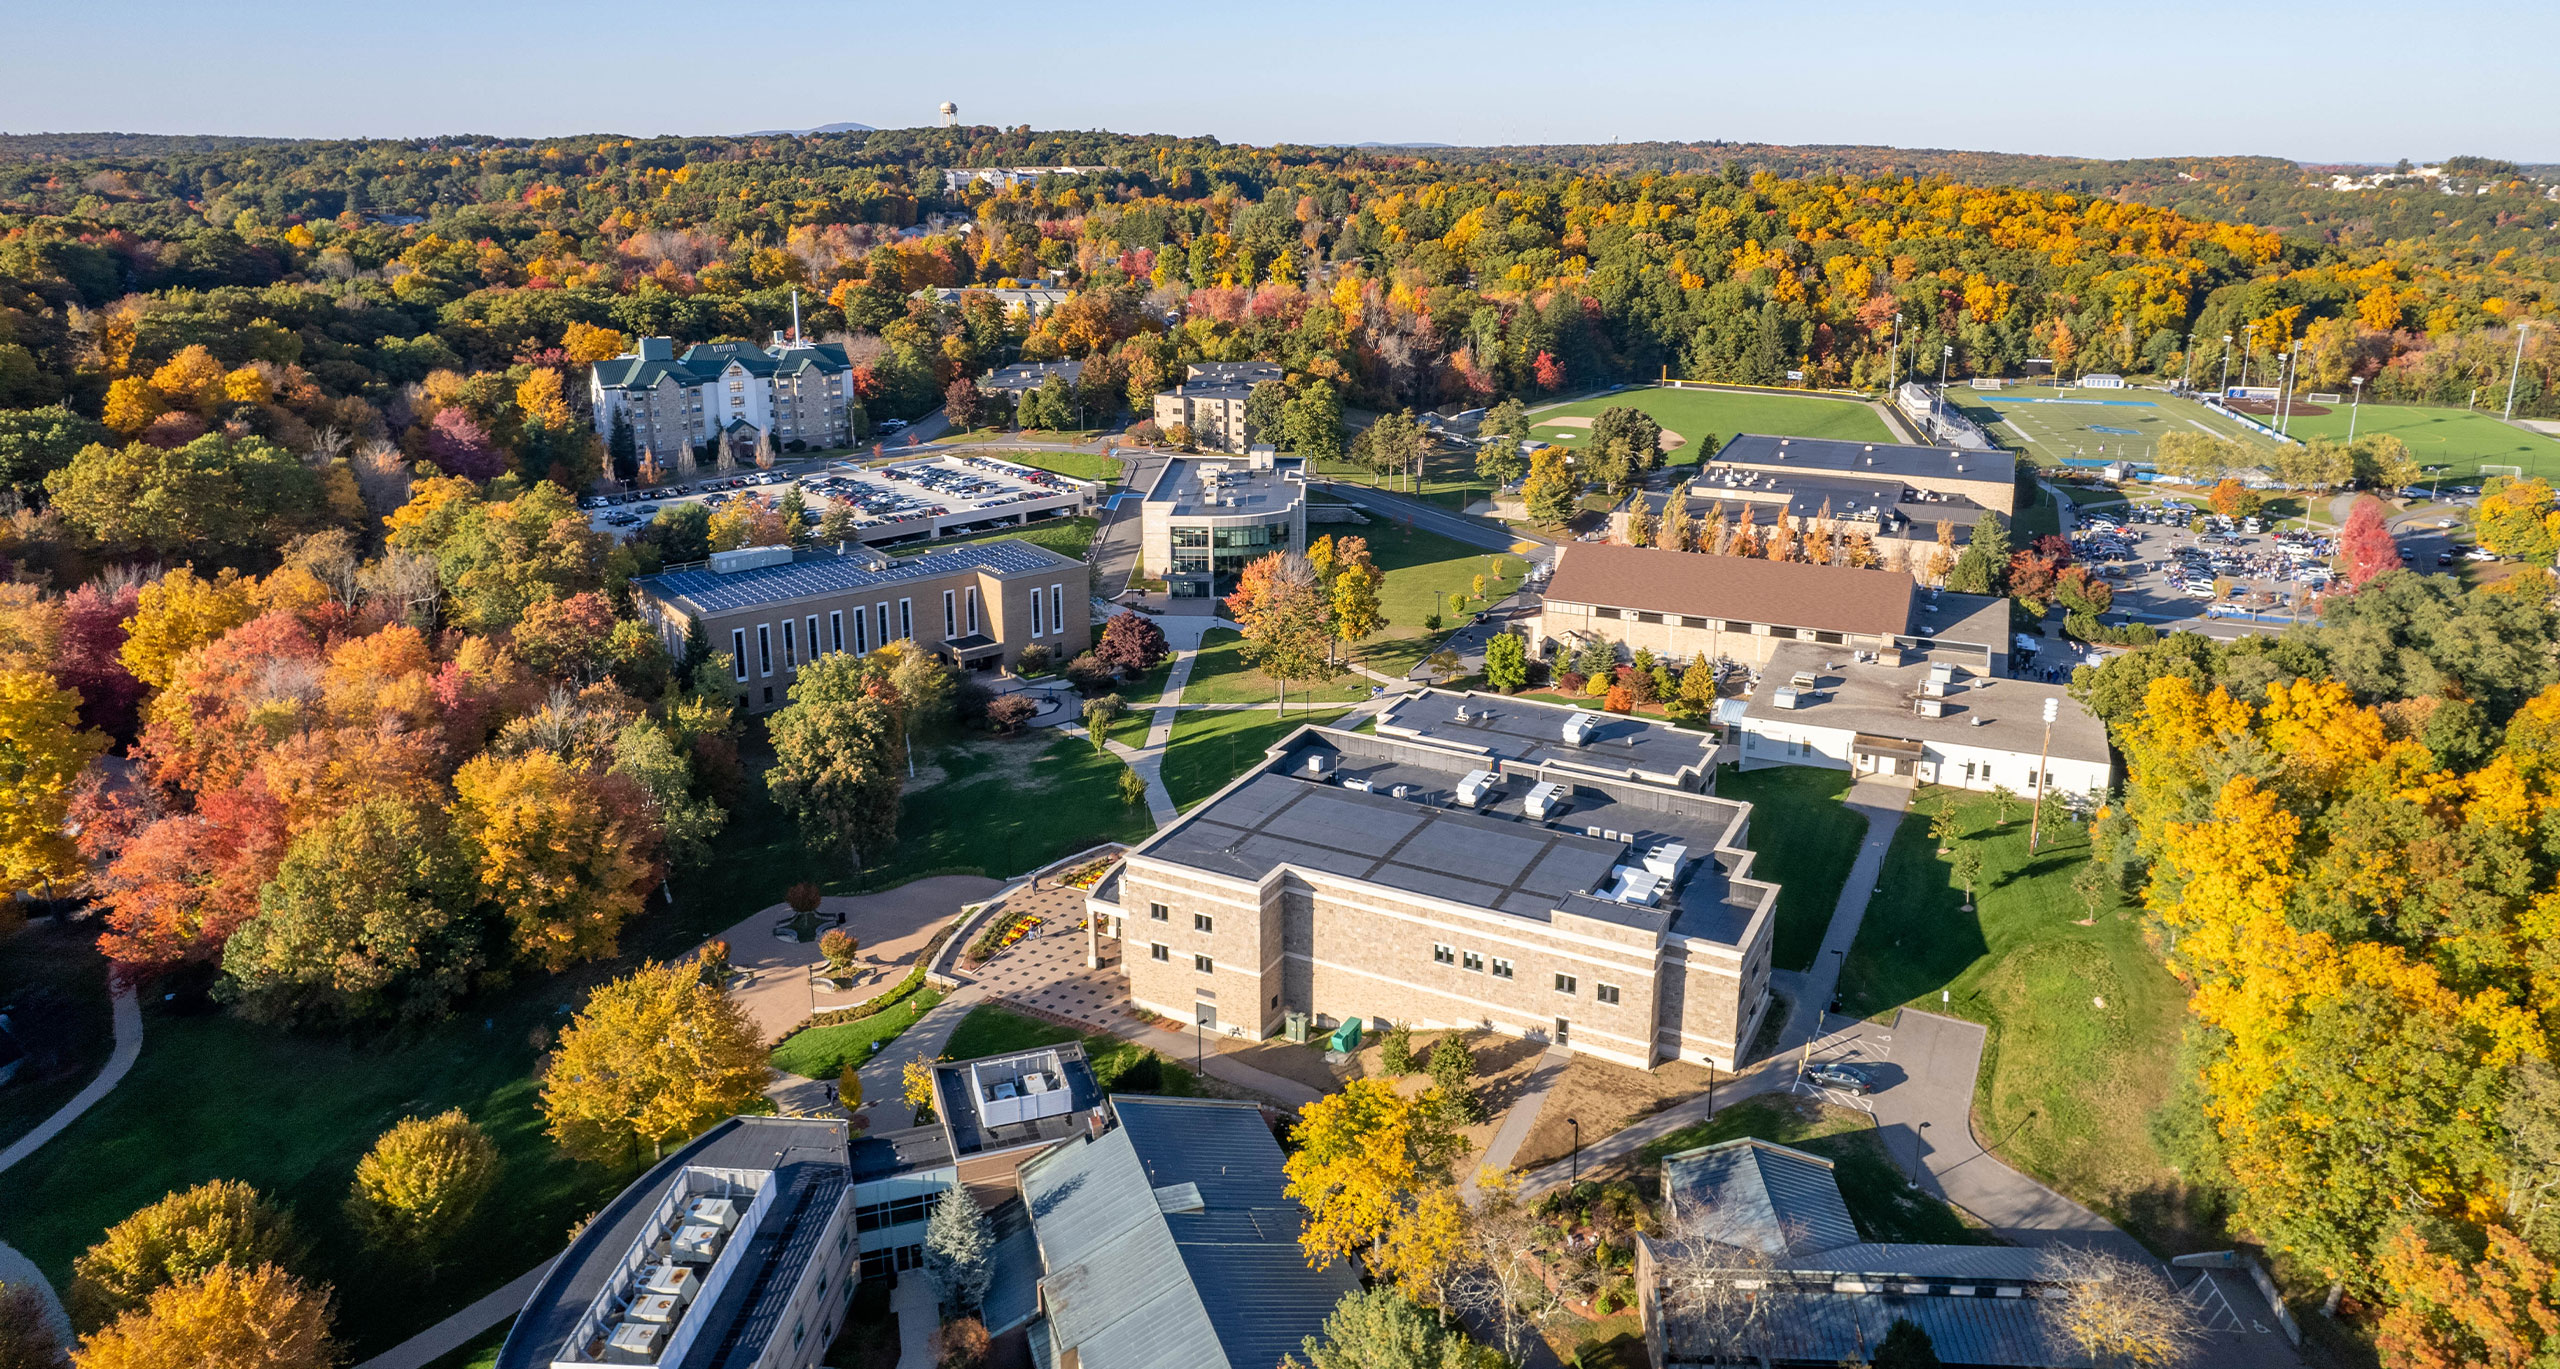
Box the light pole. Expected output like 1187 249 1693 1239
1568 1117 1581 1185
2348 376 2364 444
2181 331 2196 390
2273 351 2292 435
1936 344 1953 422
2028 696 2059 853
1908 1120 1931 1187
1887 312 1903 395
2505 321 2533 422
2217 334 2234 396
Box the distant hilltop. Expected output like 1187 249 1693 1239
742 121 876 136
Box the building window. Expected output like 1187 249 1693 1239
1680 615 1710 629
1433 944 1455 965
1193 913 1214 933
781 619 796 670
1724 620 1753 633
730 629 749 683
898 598 912 641
876 603 890 646
853 605 869 654
1463 951 1484 973
1149 902 1169 922
1051 585 1065 633
1634 611 1661 624
1151 943 1169 962
1813 631 1845 645
1491 958 1514 980
1554 973 1578 995
1030 588 1044 637
855 1192 939 1232
1596 983 1621 1005
1194 954 1213 974
965 587 980 633
830 610 844 654
755 625 772 677
943 590 957 638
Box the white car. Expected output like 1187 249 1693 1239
2465 547 2499 562
2184 582 2216 599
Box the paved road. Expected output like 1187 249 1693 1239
1315 481 1555 559
0 979 142 1347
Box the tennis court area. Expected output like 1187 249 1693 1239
2278 402 2560 481
1953 384 2267 466
1529 385 1891 463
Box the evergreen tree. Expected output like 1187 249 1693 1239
924 1178 994 1313
1874 1316 1942 1368
1426 1033 1482 1124
607 408 637 481
1944 509 2012 596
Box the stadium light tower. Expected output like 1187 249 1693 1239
2181 331 2196 390
2218 334 2234 396
1936 344 1953 420
1887 312 1903 394
2348 376 2364 443
2505 321 2534 421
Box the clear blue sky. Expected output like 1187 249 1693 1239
8 0 2555 163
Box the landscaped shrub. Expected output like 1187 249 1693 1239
1015 642 1055 677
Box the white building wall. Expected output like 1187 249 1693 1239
1735 718 2110 798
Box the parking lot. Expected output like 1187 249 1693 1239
2070 501 2335 629
583 452 1093 544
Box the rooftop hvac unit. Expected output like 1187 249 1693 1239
1604 865 1665 905
608 1321 668 1357
1644 843 1688 879
1525 781 1568 820
1790 671 1819 689
707 544 795 574
1562 712 1601 745
1922 678 1947 698
1388 784 1413 801
1772 688 1801 710
1303 753 1335 780
1929 661 1956 686
1341 777 1374 793
1453 704 1469 721
1455 770 1498 808
1918 696 1947 719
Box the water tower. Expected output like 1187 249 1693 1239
938 102 958 128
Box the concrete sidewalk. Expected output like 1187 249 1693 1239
352 1258 555 1369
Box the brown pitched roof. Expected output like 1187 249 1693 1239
1542 543 1915 636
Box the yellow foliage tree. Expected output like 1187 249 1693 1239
449 750 657 970
71 1263 333 1369
706 498 793 552
515 368 574 431
100 377 165 436
1282 1078 1463 1275
541 960 770 1163
146 346 227 414
220 366 271 405
119 567 258 691
0 670 108 900
560 321 631 365
346 1110 502 1264
68 1180 300 1330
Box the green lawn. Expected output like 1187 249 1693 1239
769 986 947 1080
954 448 1124 482
1836 788 2208 1255
1355 522 1528 677
1162 707 1354 810
1713 767 1868 972
1178 628 1375 706
944 427 1108 446
2281 401 2560 480
890 514 1096 562
1529 387 1892 460
422 1318 511 1369
0 919 115 1154
939 1005 1203 1096
0 993 641 1360
864 734 1154 889
1629 1095 1991 1247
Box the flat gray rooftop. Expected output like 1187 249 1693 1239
1710 433 2015 486
640 539 1073 616
934 1046 1105 1158
1138 728 1764 944
1743 642 2110 765
1374 689 1715 788
1145 456 1304 518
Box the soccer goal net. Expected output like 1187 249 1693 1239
2482 464 2524 480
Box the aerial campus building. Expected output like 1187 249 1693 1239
1138 450 1309 600
1150 360 1284 454
1084 689 1781 1071
632 540 1091 711
588 334 857 464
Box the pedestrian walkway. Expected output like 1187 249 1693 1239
1771 776 1913 1050
1467 1046 1571 1198
891 1273 939 1369
0 980 143 1348
352 1259 555 1369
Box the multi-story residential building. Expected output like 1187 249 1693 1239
910 285 1071 318
1137 451 1307 600
1184 360 1283 387
494 1117 861 1369
1705 434 2018 515
1085 690 1782 1070
1522 542 2014 678
1152 383 1255 453
633 540 1091 712
1728 641 2114 796
588 334 857 465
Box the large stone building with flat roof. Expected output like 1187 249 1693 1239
1705 433 2018 516
1139 451 1307 599
1621 463 1993 583
633 540 1090 711
1727 641 2113 797
1523 542 2014 678
1086 690 1780 1070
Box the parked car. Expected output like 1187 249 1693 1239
1806 1061 1876 1095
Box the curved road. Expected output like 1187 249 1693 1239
0 980 143 1344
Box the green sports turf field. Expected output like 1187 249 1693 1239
2276 401 2560 481
1953 384 2265 467
1528 385 1891 463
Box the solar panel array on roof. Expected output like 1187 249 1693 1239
640 541 1067 614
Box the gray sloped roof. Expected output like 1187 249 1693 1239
1020 1096 1357 1369
1663 1138 1861 1256
1669 1288 2096 1368
1783 1243 2074 1281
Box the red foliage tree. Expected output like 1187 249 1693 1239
94 784 289 979
1531 350 1565 392
133 612 326 801
1092 612 1169 676
425 408 506 479
2341 496 2400 588
56 579 146 741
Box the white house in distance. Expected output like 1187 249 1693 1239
1723 641 2113 799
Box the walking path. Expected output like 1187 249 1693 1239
351 1259 555 1369
1464 1046 1572 1200
1767 777 1913 1049
0 980 142 1346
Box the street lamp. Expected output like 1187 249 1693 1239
1568 1117 1581 1185
2348 376 2365 444
2505 321 2534 422
2217 334 2235 396
2181 331 2196 390
2028 696 2059 853
1908 1120 1932 1187
2273 351 2292 436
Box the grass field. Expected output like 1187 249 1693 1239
1356 522 1527 676
875 734 1153 887
1177 628 1376 706
1712 766 1867 972
958 448 1123 482
1837 788 2213 1256
0 919 115 1155
2279 401 2560 480
1957 384 2263 469
1163 707 1354 810
768 986 946 1080
1529 386 1892 462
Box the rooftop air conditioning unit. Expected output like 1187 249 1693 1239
1791 671 1819 689
1562 712 1600 745
1389 784 1413 801
1453 704 1469 721
1923 678 1948 698
708 545 795 574
1341 777 1374 793
1524 781 1568 820
1455 770 1498 808
1773 687 1801 709
1303 754 1335 781
1918 696 1947 719
1644 843 1688 879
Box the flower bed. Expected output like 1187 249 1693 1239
965 906 1044 964
780 915 963 1038
1059 856 1119 891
